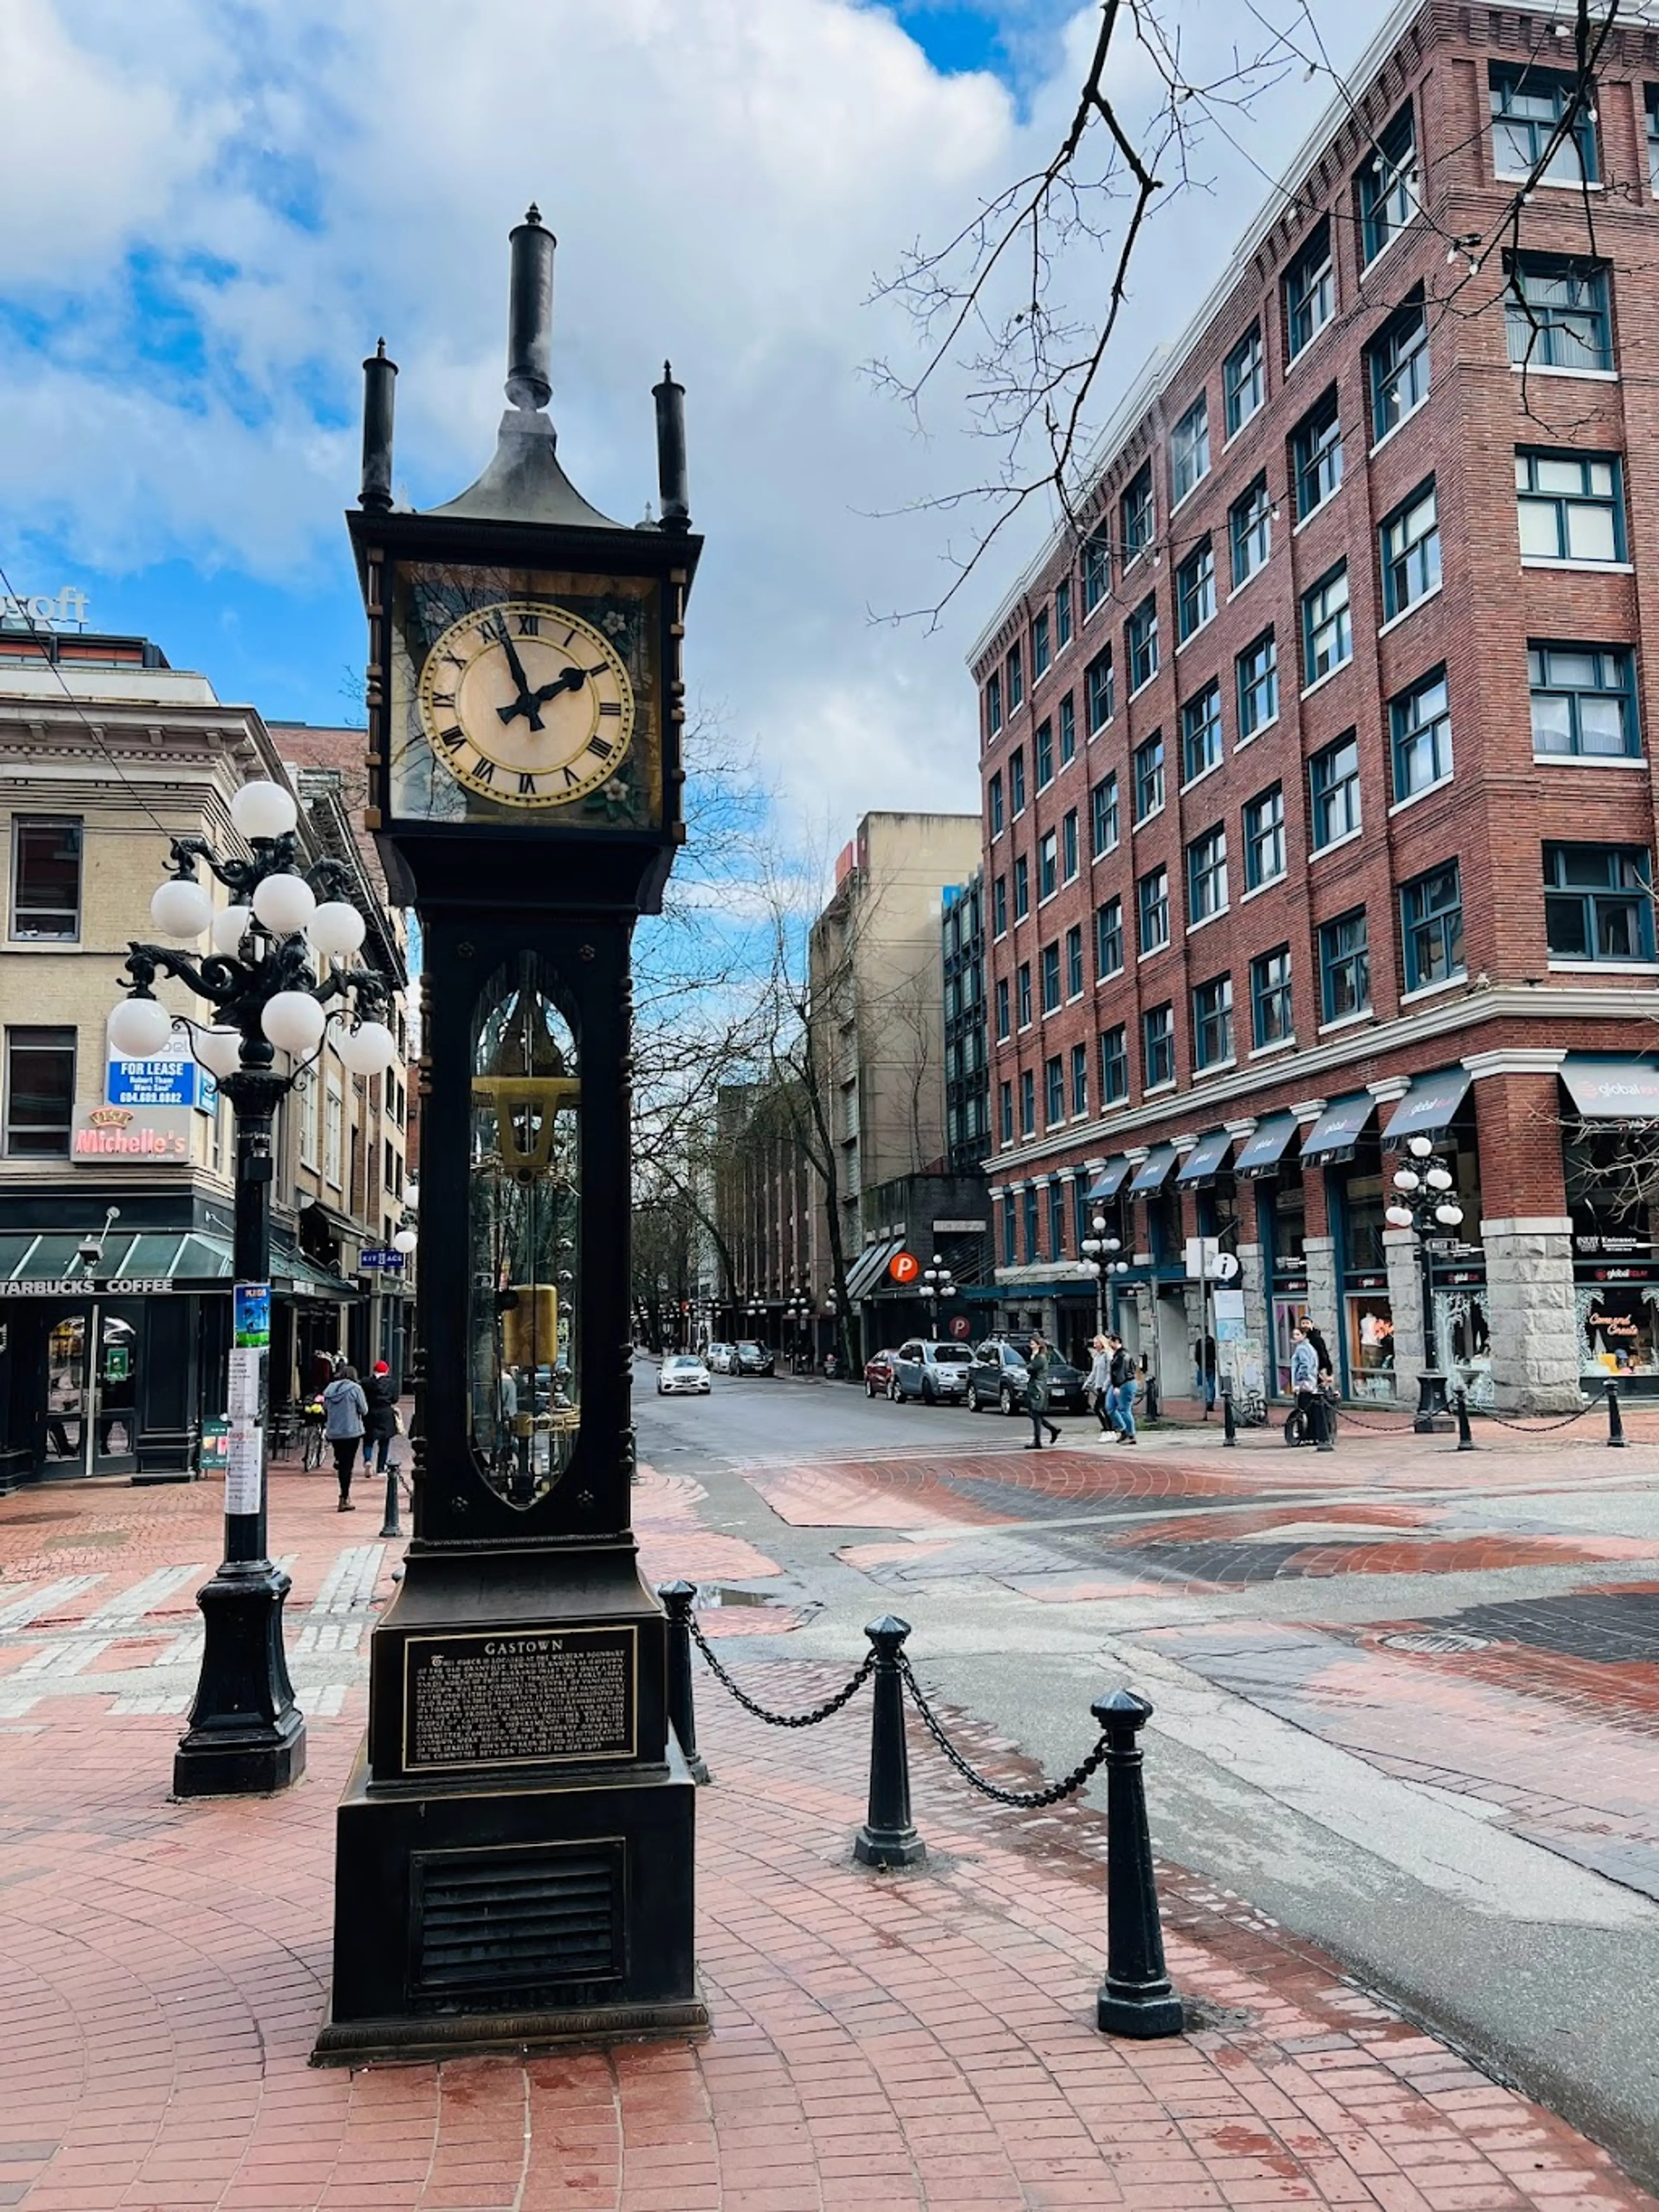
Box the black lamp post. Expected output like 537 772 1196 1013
1080 1213 1130 1334
1385 1134 1465 1433
111 777 396 1797
784 1287 809 1370
920 1256 955 1331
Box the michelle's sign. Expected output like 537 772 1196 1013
71 1104 193 1162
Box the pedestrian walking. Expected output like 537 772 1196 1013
1289 1323 1322 1448
323 1363 368 1509
1109 1336 1138 1444
1023 1334 1062 1450
1086 1334 1114 1433
1193 1333 1217 1414
363 1360 399 1476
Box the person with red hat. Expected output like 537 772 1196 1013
363 1359 400 1477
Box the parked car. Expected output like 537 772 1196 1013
864 1348 900 1397
889 1339 975 1404
965 1338 1087 1415
705 1342 736 1373
733 1340 775 1376
658 1354 712 1397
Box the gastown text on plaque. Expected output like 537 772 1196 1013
403 1625 637 1770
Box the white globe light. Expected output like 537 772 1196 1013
404 1181 420 1208
149 877 213 939
193 1026 243 1079
1392 1168 1420 1191
1385 1204 1414 1229
210 904 253 955
261 990 326 1055
108 996 175 1059
309 901 365 957
1407 1134 1434 1159
336 1018 396 1075
230 780 299 840
1425 1165 1455 1191
1434 1202 1465 1226
392 1227 419 1254
251 872 317 936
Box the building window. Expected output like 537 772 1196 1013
1505 255 1612 373
1007 643 1023 710
1056 577 1073 647
1224 322 1264 436
1529 644 1638 759
1516 451 1624 563
1010 747 1027 814
1310 732 1361 848
1071 1040 1088 1116
1039 829 1058 901
1086 649 1115 735
1186 825 1228 924
300 1066 321 1169
1044 1054 1065 1126
1236 631 1278 739
1033 608 1051 680
1401 862 1465 990
1243 783 1286 888
993 875 1007 936
1095 895 1124 978
325 1080 344 1188
1120 465 1154 565
1192 974 1234 1069
1176 539 1215 642
1137 865 1170 955
1048 1178 1066 1254
999 1079 1014 1145
1127 594 1159 690
1017 961 1032 1025
986 671 1002 736
1359 104 1417 263
1035 718 1054 789
1291 387 1342 520
1319 908 1371 1021
1023 1183 1039 1259
1379 481 1440 620
1132 732 1165 821
1066 921 1084 997
995 976 1011 1039
1250 947 1293 1047
1368 293 1430 440
3 1026 75 1157
1020 1068 1036 1138
1143 1003 1176 1089
1648 86 1659 195
1284 219 1335 359
9 817 82 942
1091 771 1119 857
1302 564 1351 685
1014 855 1030 920
1001 1189 1016 1259
1100 1024 1128 1104
1041 941 1061 1015
1491 62 1598 186
1180 681 1223 784
1172 393 1211 503
1082 527 1111 615
989 772 1004 837
1390 668 1452 798
1062 808 1079 882
1544 844 1654 962
1058 692 1076 764
1229 475 1271 587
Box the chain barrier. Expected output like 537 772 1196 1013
897 1652 1109 1809
687 1611 874 1729
1334 1405 1418 1432
1476 1397 1599 1435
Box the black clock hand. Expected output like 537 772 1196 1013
527 666 587 707
494 631 547 730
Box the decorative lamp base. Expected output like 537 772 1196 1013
173 1559 306 1798
1412 1368 1453 1435
1096 1983 1185 2039
852 1823 927 1869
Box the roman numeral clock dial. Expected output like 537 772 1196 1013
415 601 634 810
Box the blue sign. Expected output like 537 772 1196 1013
108 1055 201 1109
358 1248 406 1273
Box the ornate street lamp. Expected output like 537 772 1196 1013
111 776 396 1797
1385 1133 1465 1432
920 1256 954 1330
1080 1212 1130 1334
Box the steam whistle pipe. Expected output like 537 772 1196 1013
654 362 690 532
506 205 555 410
359 340 397 512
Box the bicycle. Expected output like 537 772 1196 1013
300 1402 326 1471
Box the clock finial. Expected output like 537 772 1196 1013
652 360 690 535
359 337 397 512
506 206 556 411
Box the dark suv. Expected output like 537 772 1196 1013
965 1338 1086 1416
733 1340 775 1376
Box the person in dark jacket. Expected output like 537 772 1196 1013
363 1360 399 1474
1109 1337 1138 1443
1023 1335 1062 1449
322 1365 368 1509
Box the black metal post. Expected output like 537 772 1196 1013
378 1455 402 1540
1454 1386 1475 1451
1607 1378 1627 1448
1221 1385 1237 1447
1093 1688 1183 2038
1315 1382 1335 1452
657 1580 710 1784
1412 1225 1450 1433
174 1050 305 1797
854 1615 926 1868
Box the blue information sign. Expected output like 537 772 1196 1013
358 1248 406 1273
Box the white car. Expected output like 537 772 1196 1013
657 1355 712 1397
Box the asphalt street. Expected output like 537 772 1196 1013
637 1368 1659 2190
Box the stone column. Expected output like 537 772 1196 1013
1468 1059 1578 1411
1383 1227 1424 1408
1303 1235 1338 1368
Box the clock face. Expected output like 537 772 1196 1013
416 601 635 810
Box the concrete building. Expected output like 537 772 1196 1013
970 0 1659 1411
0 627 410 1489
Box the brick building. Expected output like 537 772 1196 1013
970 0 1659 1410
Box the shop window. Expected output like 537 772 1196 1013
1490 62 1598 185
1186 825 1228 925
1137 865 1170 956
1132 732 1164 821
1517 451 1624 563
1250 946 1293 1047
1236 630 1278 738
1544 843 1654 962
1045 1054 1065 1126
1120 465 1154 565
1310 732 1361 848
1071 1040 1088 1115
1367 293 1430 441
989 772 1004 837
1181 682 1223 783
1066 921 1084 998
1244 784 1285 889
1346 1289 1397 1401
1100 1024 1128 1104
1033 608 1051 680
1172 393 1210 503
3 1025 75 1156
1192 974 1234 1069
1058 692 1076 764
1091 771 1119 857
1056 576 1073 646
1035 718 1054 789
10 816 82 941
1095 895 1124 979
1127 595 1159 691
1319 907 1371 1020
1505 255 1612 372
1379 480 1440 619
1291 387 1342 521
1400 861 1465 990
1143 1002 1176 1089
1083 526 1111 614
1529 644 1637 759
1176 540 1215 642
1578 1282 1659 1383
1041 942 1061 1015
1224 322 1264 436
1230 475 1271 586
1302 563 1352 684
1284 218 1335 359
1390 668 1452 799
1358 104 1417 263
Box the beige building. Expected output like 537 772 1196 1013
0 626 410 1490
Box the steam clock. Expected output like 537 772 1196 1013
315 210 706 2058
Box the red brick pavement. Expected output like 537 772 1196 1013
0 1470 1656 2208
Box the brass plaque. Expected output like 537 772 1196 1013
403 1624 637 1771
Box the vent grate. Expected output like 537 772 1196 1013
411 1842 623 2001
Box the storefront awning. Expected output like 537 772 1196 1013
0 1229 235 1291
1560 1056 1659 1120
1176 1130 1233 1187
844 1236 903 1302
1129 1145 1179 1195
1084 1159 1131 1202
273 1251 360 1302
1381 1066 1472 1148
1233 1114 1299 1180
1300 1093 1376 1165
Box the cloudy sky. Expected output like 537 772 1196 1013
0 0 1393 844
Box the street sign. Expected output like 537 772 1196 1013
949 1314 972 1340
358 1248 407 1272
888 1250 920 1284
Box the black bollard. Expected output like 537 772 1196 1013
1094 1688 1183 2038
1454 1387 1475 1452
1607 1378 1627 1449
657 1580 711 1783
1315 1389 1335 1453
853 1616 926 1868
1221 1388 1237 1448
377 1458 401 1540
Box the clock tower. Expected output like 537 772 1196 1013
315 209 706 2060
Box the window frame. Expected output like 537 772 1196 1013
1014 856 1030 921
1082 528 1111 615
1175 538 1216 643
1543 843 1655 964
1038 829 1058 902
1243 782 1286 889
1378 479 1441 621
1172 392 1211 504
1120 466 1154 566
988 772 1004 838
3 1024 77 1158
1390 667 1453 799
1100 1024 1129 1104
1020 1069 1036 1140
1086 648 1115 735
995 975 1011 1040
1032 607 1051 680
1400 861 1466 991
1180 682 1223 785
1137 864 1171 957
1505 255 1613 374
1367 294 1430 442
1186 824 1229 926
992 874 1008 936
1490 61 1599 187
1041 940 1062 1015
1066 920 1084 998
1516 449 1625 563
1035 717 1055 790
1017 960 1033 1026
1045 1053 1065 1127
1095 895 1124 980
1359 103 1418 264
985 671 1002 736
1301 563 1352 686
1285 218 1335 359
1309 731 1362 849
1055 577 1074 647
1529 644 1639 761
1091 770 1120 857
1229 474 1271 587
1058 692 1076 764
1062 808 1079 883
1142 1002 1176 1089
9 815 83 943
1070 1039 1088 1117
1250 946 1294 1048
1132 732 1165 822
1319 907 1372 1022
1127 593 1160 691
1192 974 1234 1070
1236 630 1278 740
1009 747 1027 815
1006 643 1023 710
1224 323 1265 436
1291 387 1343 522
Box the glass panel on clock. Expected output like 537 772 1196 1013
468 954 580 1506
